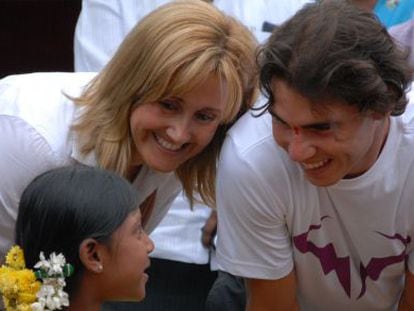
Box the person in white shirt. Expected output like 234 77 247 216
216 1 414 309
0 2 258 311
73 1 311 310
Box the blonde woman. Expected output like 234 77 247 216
0 0 257 277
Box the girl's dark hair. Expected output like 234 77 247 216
15 165 139 296
258 0 412 116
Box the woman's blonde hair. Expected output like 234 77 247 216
72 0 258 207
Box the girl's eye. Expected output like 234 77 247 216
159 100 178 111
196 112 215 122
135 223 143 237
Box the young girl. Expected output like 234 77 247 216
0 165 154 310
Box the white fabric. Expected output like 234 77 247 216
74 0 171 72
74 0 313 71
216 96 414 310
73 0 312 264
389 19 414 69
0 72 181 258
213 0 312 43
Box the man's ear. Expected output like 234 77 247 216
79 238 106 274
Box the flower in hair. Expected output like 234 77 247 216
31 251 73 311
0 246 41 310
0 247 74 311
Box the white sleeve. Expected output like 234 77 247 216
74 0 128 72
216 136 294 280
0 116 63 257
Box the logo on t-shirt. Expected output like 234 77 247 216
293 216 411 299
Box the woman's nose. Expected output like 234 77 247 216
166 118 192 143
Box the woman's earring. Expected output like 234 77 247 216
97 264 103 272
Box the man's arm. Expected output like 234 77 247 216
245 270 299 311
399 270 414 310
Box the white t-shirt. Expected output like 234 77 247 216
0 72 181 258
216 101 414 310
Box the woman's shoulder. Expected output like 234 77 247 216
0 72 96 114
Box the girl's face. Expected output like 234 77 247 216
101 209 154 301
129 74 227 172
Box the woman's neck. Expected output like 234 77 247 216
126 164 142 182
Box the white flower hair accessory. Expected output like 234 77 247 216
31 251 74 311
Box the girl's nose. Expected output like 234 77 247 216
144 233 154 254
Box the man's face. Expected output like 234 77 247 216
269 79 389 187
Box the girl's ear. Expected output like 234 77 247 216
79 238 106 273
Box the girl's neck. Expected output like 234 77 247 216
67 277 103 311
68 292 101 311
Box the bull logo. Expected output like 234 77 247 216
293 216 410 299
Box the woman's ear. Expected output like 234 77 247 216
79 238 105 274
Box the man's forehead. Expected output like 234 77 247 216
271 98 362 127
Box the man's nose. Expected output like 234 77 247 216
287 129 316 162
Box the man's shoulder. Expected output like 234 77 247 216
399 101 414 132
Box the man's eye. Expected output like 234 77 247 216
159 101 178 111
311 123 331 131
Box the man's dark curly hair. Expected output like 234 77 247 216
258 0 412 116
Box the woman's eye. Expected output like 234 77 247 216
159 101 178 111
196 112 215 122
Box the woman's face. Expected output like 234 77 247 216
129 74 227 172
101 209 154 301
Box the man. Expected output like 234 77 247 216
216 1 414 310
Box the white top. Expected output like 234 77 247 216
216 98 414 310
73 0 312 264
213 0 312 43
0 72 181 258
74 0 313 71
389 19 414 69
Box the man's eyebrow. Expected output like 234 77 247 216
268 107 286 122
301 121 332 130
268 107 332 129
